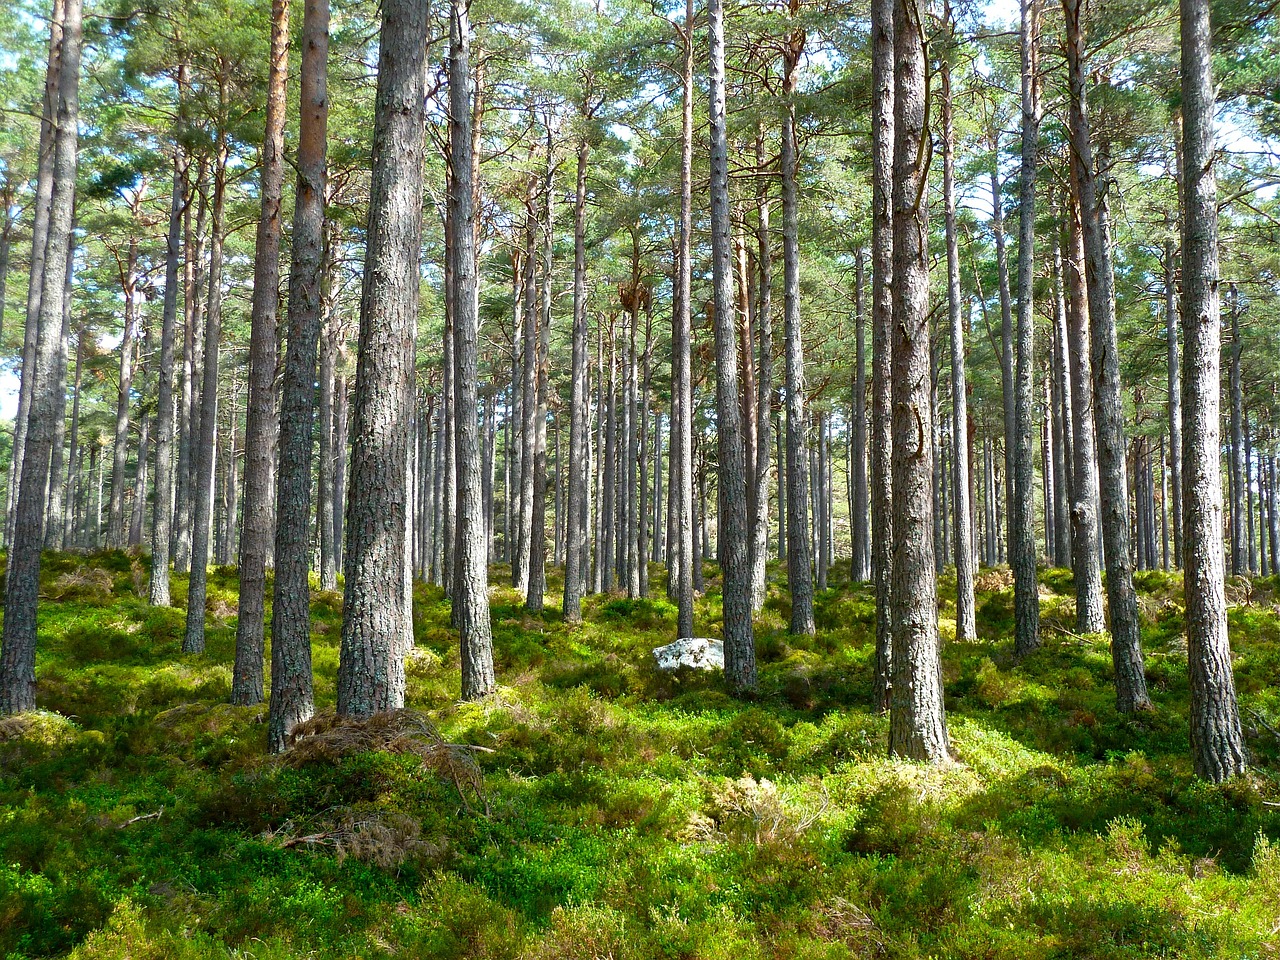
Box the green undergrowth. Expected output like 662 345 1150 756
1 550 1279 958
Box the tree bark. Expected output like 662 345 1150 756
1 0 81 714
338 0 429 715
1180 0 1246 780
1063 0 1148 709
182 109 229 656
941 19 975 641
869 0 894 711
234 0 290 703
267 0 326 748
888 0 949 762
448 0 496 699
709 0 756 691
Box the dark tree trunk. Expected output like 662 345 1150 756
851 249 869 582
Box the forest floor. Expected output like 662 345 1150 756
2 552 1279 959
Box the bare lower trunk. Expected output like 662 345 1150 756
235 0 290 704
1 0 81 714
182 120 229 656
869 0 894 711
709 0 755 690
888 0 948 762
1180 0 1245 780
338 0 429 715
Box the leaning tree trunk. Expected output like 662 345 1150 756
338 0 430 716
1063 0 1149 711
449 0 496 699
887 0 949 763
182 112 229 656
1010 0 1042 656
709 0 756 691
869 0 894 712
0 0 81 714
941 19 975 641
1179 0 1246 781
234 0 290 705
267 0 326 750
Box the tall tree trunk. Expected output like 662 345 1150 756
888 0 949 762
1228 285 1245 576
1063 0 1148 710
1064 194 1106 633
338 0 429 714
173 159 207 572
234 0 290 703
668 0 696 637
182 109 229 656
266 0 326 749
749 139 773 610
1 0 81 714
1011 0 1042 655
1179 0 1246 781
44 234 74 549
317 221 340 590
1050 230 1073 567
6 0 65 550
869 0 894 711
64 327 82 549
108 235 140 548
565 131 588 619
941 20 975 641
781 35 814 637
851 248 869 582
448 0 496 698
1165 237 1182 567
150 100 189 605
709 0 756 691
527 147 553 613
990 135 1014 563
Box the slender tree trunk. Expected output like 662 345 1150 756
338 0 429 715
265 0 326 748
1011 0 1042 655
851 249 869 582
64 328 82 549
44 235 74 549
888 0 949 762
1063 0 1148 709
1228 285 1245 576
173 159 207 572
317 223 340 590
1064 195 1107 633
448 0 496 698
127 417 150 547
234 0 290 703
990 136 1014 561
709 0 756 690
749 141 773 609
1179 0 1246 780
941 22 975 641
6 0 65 550
1050 232 1073 567
1165 238 1183 567
527 147 553 613
781 38 814 637
108 236 140 548
870 0 894 711
182 111 229 656
1 0 81 714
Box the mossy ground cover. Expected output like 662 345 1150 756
1 551 1279 959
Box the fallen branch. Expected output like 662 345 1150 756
118 807 163 829
1247 708 1280 743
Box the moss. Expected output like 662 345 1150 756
1 552 1277 957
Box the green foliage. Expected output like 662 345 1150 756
1 553 1279 958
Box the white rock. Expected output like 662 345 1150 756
652 637 724 672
